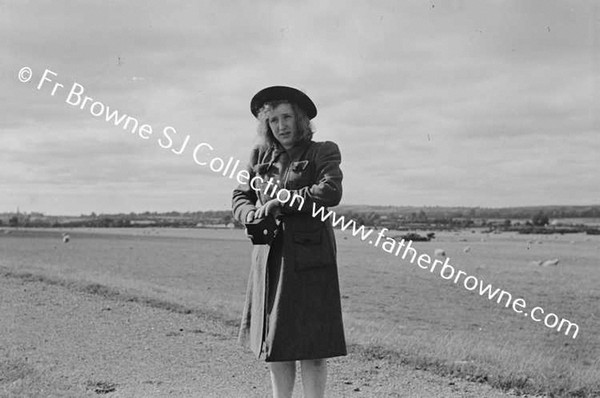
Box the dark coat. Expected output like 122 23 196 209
232 138 347 362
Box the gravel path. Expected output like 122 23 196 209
0 273 526 398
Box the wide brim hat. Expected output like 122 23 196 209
250 86 317 119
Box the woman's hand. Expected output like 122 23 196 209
253 199 281 220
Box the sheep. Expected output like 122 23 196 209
434 248 446 257
540 258 559 267
528 258 560 267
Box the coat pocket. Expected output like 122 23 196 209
286 170 311 190
293 227 334 271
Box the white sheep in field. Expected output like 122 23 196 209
528 258 560 267
540 258 559 267
62 233 70 243
434 248 446 257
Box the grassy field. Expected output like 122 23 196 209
1 227 599 397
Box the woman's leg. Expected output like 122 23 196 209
269 361 296 398
300 358 327 398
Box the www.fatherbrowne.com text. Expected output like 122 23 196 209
262 187 580 339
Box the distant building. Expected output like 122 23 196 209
130 220 157 226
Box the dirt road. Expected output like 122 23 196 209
0 272 524 397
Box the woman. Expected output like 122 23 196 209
232 86 347 398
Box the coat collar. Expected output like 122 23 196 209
272 138 312 162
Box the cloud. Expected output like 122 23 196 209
2 0 598 214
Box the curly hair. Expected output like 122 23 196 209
256 100 314 149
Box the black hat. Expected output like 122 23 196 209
250 86 317 119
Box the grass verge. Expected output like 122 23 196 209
2 268 599 397
0 268 239 331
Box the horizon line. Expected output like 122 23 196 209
2 203 600 218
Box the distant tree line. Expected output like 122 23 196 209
334 205 600 221
0 211 235 229
1 205 598 230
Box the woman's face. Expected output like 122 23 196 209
268 103 298 149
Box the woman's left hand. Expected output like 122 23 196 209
254 199 281 219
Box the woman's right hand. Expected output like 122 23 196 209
253 199 281 220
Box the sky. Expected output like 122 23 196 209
1 0 599 215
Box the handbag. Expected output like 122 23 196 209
245 215 278 245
